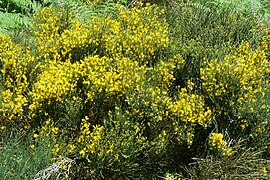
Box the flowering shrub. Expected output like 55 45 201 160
201 41 270 141
104 3 169 65
0 4 179 177
167 0 266 91
0 1 269 179
0 34 36 128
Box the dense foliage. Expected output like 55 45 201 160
0 0 269 179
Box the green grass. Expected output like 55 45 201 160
0 134 53 180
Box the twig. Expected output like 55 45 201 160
34 157 75 180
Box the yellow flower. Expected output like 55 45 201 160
222 148 233 157
52 144 60 155
261 166 267 173
80 149 86 157
261 104 267 109
209 132 225 149
165 175 172 180
33 133 39 139
68 144 76 153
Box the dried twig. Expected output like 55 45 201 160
34 157 75 180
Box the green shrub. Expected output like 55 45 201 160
167 0 266 89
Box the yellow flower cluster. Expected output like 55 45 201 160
33 7 100 62
33 4 168 65
103 3 169 64
58 21 91 60
30 61 79 104
1 89 28 121
76 116 104 160
32 118 61 154
169 88 212 125
201 42 270 112
169 88 212 144
22 4 171 123
148 60 180 90
0 35 33 90
209 132 225 149
126 85 212 145
0 35 35 121
126 86 172 123
209 132 233 156
33 7 72 61
79 56 148 99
